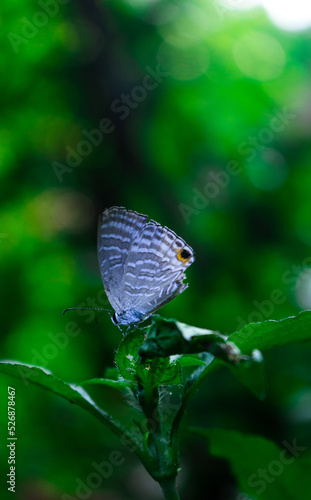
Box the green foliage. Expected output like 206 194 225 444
2 0 311 497
0 361 139 448
1 312 311 498
140 315 265 398
115 329 146 382
191 428 311 500
230 310 311 352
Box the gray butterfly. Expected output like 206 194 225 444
97 206 195 328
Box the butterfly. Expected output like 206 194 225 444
64 207 194 331
97 207 194 328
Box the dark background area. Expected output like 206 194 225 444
1 1 311 498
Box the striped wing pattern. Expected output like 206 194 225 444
98 206 194 324
98 207 148 312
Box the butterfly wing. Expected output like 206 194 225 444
98 207 148 313
121 219 194 316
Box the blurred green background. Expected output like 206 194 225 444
1 0 311 498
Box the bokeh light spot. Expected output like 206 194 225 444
28 190 95 239
220 0 311 32
157 42 209 80
233 31 285 81
260 0 311 31
246 148 288 190
295 268 311 309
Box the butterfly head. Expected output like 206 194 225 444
112 309 148 326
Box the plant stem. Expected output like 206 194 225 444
159 477 180 500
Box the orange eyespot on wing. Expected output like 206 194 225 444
176 247 192 264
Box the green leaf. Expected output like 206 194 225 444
79 377 132 393
173 311 311 436
191 427 311 500
115 326 182 388
115 329 146 381
178 353 215 390
228 349 266 399
104 366 119 380
139 315 228 359
136 357 182 391
156 359 182 386
0 361 142 455
140 316 265 397
230 310 311 353
177 355 208 368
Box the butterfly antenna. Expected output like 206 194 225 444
63 307 113 318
